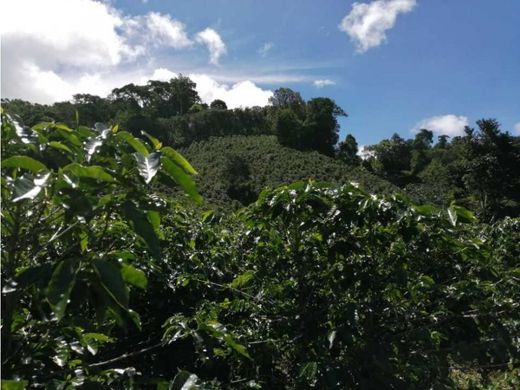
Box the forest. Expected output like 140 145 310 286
1 75 520 389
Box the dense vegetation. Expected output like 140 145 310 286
2 75 520 388
179 135 398 207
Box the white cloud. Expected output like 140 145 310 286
143 12 192 49
339 0 416 53
195 28 227 65
313 79 336 88
147 68 272 108
514 122 520 135
1 0 234 103
258 42 274 57
413 115 469 137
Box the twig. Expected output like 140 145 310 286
88 341 164 368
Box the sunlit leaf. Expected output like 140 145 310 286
2 156 47 172
161 156 202 204
134 152 161 184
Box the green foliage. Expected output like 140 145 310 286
180 135 399 207
1 112 200 386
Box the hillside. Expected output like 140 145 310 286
180 135 400 207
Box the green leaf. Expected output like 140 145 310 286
12 173 50 202
450 204 477 224
161 146 198 175
2 156 47 172
161 156 202 204
1 380 28 390
230 270 255 288
116 131 149 156
46 258 80 320
64 163 115 182
48 141 73 154
82 333 113 356
121 264 148 289
91 259 129 310
141 130 162 150
224 335 251 359
447 207 457 226
170 371 200 390
122 201 160 259
134 152 161 184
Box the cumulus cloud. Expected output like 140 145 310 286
258 42 274 57
313 79 336 88
1 0 235 103
339 0 416 53
514 122 520 135
146 68 273 108
142 12 193 49
413 115 469 137
196 28 227 65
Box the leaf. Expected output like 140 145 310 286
91 259 129 310
64 163 115 182
224 335 251 359
2 156 47 172
121 264 148 289
161 156 202 204
134 152 161 184
450 204 477 224
116 131 149 156
85 138 103 162
1 380 29 390
48 141 73 154
447 207 457 226
141 130 162 150
122 201 160 259
46 258 80 320
82 333 113 356
230 270 255 288
170 371 200 390
162 147 198 175
12 173 51 202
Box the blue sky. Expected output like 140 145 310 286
2 0 519 145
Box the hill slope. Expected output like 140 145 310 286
180 135 400 207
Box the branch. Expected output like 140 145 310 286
88 341 163 368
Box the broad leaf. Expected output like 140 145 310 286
134 152 161 184
46 258 80 320
2 156 47 172
12 173 51 202
122 201 160 259
121 264 148 289
48 141 73 154
64 163 115 182
92 259 129 310
116 131 149 156
161 156 202 204
162 146 198 175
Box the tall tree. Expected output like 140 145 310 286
337 133 360 165
303 97 347 156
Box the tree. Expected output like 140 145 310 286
337 133 360 165
273 108 305 149
269 87 306 118
210 99 228 110
303 97 347 156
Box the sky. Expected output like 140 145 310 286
1 0 519 145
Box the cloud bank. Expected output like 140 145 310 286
413 114 469 137
339 0 416 53
1 0 272 108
